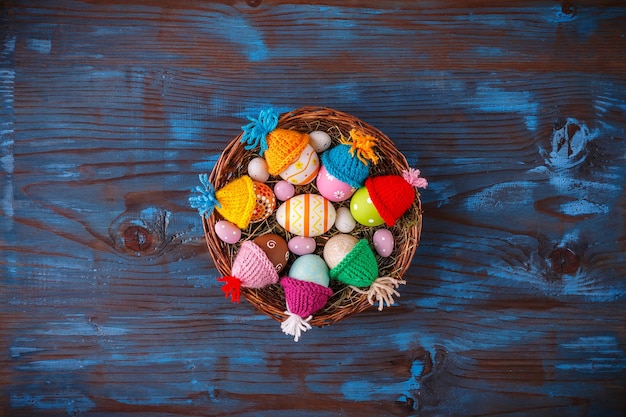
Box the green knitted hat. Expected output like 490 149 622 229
329 239 378 287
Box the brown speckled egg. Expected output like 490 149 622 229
253 233 290 273
250 181 276 223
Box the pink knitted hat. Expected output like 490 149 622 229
218 240 279 303
365 168 428 227
279 276 333 342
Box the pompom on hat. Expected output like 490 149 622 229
217 240 279 304
189 173 257 229
279 277 333 342
366 168 428 227
320 129 379 188
240 108 310 176
330 239 405 311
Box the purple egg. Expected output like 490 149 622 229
214 220 241 244
274 180 296 201
288 236 317 256
373 228 394 257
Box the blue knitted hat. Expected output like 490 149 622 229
321 144 370 188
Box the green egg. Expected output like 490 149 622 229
350 187 384 226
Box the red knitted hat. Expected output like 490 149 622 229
365 168 428 227
218 240 279 303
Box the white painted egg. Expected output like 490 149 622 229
278 144 320 185
323 234 358 270
247 157 270 183
276 193 336 237
308 130 332 153
335 206 356 233
273 180 295 201
373 228 394 257
288 236 317 255
214 220 241 244
289 254 329 287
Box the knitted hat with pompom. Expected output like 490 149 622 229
279 276 333 342
217 240 279 304
240 108 309 175
365 168 428 227
320 129 379 188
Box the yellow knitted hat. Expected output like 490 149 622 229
240 108 310 175
215 175 256 229
264 129 310 175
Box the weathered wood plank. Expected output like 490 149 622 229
1 1 625 416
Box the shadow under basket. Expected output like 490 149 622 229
202 106 423 327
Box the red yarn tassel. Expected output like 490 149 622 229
217 276 242 303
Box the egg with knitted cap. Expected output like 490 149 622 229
288 254 330 287
316 129 379 202
189 174 257 230
279 276 333 342
329 239 406 311
217 240 279 304
240 108 318 184
323 234 358 270
351 168 428 227
252 233 289 273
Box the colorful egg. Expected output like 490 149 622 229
288 236 317 255
247 157 270 183
289 254 329 287
373 228 394 257
253 233 290 273
335 207 356 233
278 144 320 185
250 181 276 223
316 164 357 202
323 234 358 270
214 220 241 244
350 187 384 226
276 193 336 237
273 180 295 201
308 130 332 153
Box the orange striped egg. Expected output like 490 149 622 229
278 144 320 185
276 193 336 237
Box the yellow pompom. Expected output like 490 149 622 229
339 129 379 165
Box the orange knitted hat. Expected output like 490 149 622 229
240 108 309 175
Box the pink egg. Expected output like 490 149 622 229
288 236 317 255
316 165 357 202
215 220 241 244
373 228 394 257
273 180 295 201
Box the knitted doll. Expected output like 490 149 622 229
240 108 320 185
316 129 379 202
329 239 405 311
189 173 257 229
217 240 279 303
350 168 427 227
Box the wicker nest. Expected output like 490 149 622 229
202 106 422 327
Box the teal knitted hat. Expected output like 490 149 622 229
320 144 370 188
329 239 378 287
320 129 379 188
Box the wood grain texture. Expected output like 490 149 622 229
1 0 625 416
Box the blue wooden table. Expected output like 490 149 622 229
1 1 625 416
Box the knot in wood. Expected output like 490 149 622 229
123 226 154 253
549 247 579 275
561 2 577 16
246 0 262 7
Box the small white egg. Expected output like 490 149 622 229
247 157 270 183
308 130 332 153
335 206 356 233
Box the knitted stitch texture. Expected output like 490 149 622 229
329 239 378 288
264 128 310 175
280 276 333 317
215 175 257 229
320 143 370 188
365 175 415 227
232 240 279 289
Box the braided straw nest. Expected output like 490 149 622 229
203 106 422 327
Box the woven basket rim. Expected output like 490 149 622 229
203 106 423 327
